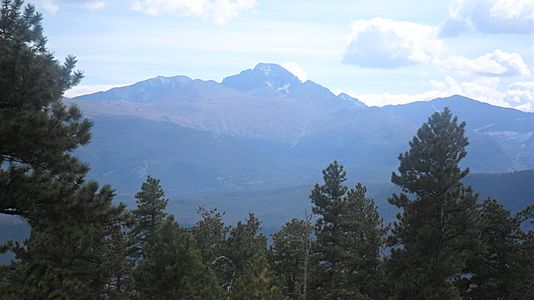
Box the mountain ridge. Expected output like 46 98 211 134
70 63 534 225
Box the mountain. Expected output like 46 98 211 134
69 63 534 224
383 95 534 170
463 169 534 213
73 63 367 142
222 63 302 93
76 75 194 103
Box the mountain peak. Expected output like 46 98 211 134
222 63 301 93
253 63 292 77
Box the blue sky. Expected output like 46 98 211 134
31 0 534 110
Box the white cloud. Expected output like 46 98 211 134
130 0 256 25
31 0 59 14
64 83 128 98
343 77 534 112
30 0 107 14
439 0 534 36
343 18 531 77
441 50 531 76
491 0 534 20
343 18 443 68
281 62 308 82
86 1 107 11
504 81 534 111
344 77 492 107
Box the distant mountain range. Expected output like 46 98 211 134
69 63 534 224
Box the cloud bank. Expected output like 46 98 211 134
281 62 308 82
30 0 107 14
439 0 534 36
343 18 442 68
131 0 256 25
341 12 533 111
343 18 530 77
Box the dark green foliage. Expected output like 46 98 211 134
227 213 267 270
134 215 223 300
221 213 268 286
387 108 483 299
341 184 388 298
513 227 534 299
131 175 168 259
0 0 90 218
460 199 524 299
310 161 385 299
190 210 293 298
0 2 134 298
189 207 231 295
104 211 136 299
460 200 534 299
231 253 287 300
271 218 311 299
190 207 228 266
0 182 129 299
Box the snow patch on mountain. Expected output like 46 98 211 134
277 83 291 94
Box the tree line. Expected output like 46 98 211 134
1 1 533 299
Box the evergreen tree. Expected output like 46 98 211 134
231 254 287 300
134 215 223 299
460 198 524 299
0 0 90 218
340 183 387 298
310 161 348 299
216 213 268 296
271 218 310 299
131 175 168 259
512 221 534 299
223 213 267 277
190 207 229 266
0 2 134 298
310 161 385 299
104 211 136 299
190 207 231 295
1 183 129 299
387 108 483 299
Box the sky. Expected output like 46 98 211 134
29 0 534 111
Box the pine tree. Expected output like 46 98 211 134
460 198 523 299
0 3 135 298
340 183 387 298
310 161 347 299
190 207 231 295
461 202 534 299
231 254 287 300
387 108 483 299
223 213 267 277
512 219 534 299
190 207 229 266
134 216 223 299
271 218 311 299
103 211 136 299
131 175 168 259
310 161 385 299
1 183 129 299
0 0 90 219
215 213 268 296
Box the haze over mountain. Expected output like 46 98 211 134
71 63 534 224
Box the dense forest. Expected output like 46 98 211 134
1 1 533 299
